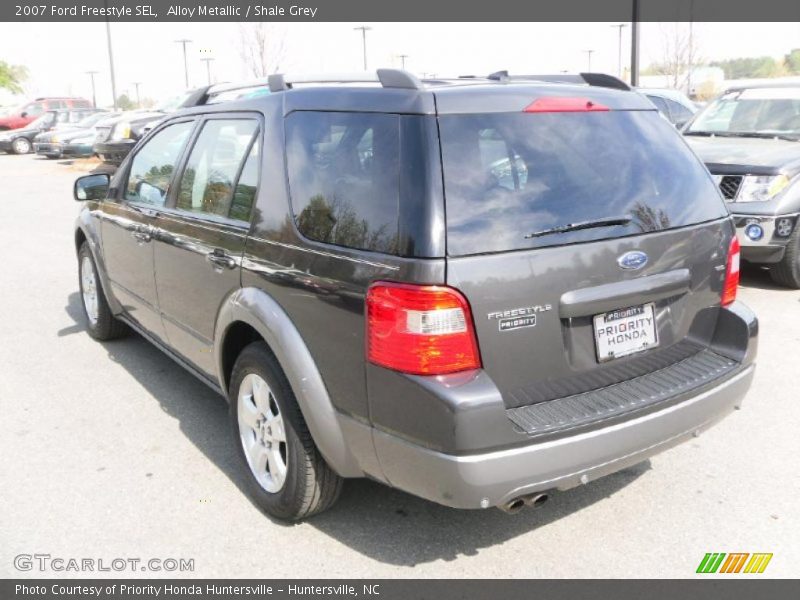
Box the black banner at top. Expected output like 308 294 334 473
3 0 800 22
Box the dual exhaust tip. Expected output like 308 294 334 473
498 492 549 514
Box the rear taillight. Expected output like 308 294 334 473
721 236 740 307
366 282 481 375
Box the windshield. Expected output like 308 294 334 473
155 91 193 112
686 87 800 138
440 110 727 256
27 114 53 128
75 112 109 128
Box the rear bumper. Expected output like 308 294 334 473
62 142 94 157
34 142 62 156
94 139 135 164
370 301 757 509
374 364 754 509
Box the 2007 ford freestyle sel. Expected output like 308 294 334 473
72 70 757 520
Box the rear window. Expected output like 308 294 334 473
285 111 400 254
439 110 727 256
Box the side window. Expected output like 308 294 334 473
23 102 44 117
665 99 693 123
176 119 258 219
646 95 670 116
229 137 260 222
125 121 194 206
285 111 400 254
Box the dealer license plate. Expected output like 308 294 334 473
593 303 658 362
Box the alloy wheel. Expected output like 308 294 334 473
80 256 99 326
237 373 288 493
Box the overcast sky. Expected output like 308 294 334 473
1 21 799 106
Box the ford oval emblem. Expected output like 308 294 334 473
618 251 648 270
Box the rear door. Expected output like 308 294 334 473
152 114 261 378
437 98 732 411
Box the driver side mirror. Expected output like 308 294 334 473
74 174 110 202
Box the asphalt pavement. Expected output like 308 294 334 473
0 153 797 578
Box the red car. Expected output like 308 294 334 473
0 97 92 130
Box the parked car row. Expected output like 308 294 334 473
0 96 93 130
0 107 105 154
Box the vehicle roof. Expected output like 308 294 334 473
173 77 655 118
721 82 800 94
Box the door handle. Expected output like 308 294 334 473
131 224 153 243
206 249 236 270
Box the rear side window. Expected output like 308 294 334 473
176 119 259 220
285 111 399 254
439 111 727 256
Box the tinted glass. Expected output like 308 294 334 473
125 121 194 206
665 99 694 123
229 137 260 222
286 111 399 254
688 87 800 136
176 119 258 219
439 111 728 256
646 95 670 114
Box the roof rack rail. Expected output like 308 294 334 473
267 69 423 92
487 71 631 91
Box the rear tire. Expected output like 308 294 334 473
229 342 343 521
78 242 128 340
769 224 800 289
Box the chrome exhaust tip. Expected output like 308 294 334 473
498 497 526 514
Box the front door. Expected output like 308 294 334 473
99 119 196 341
153 116 261 377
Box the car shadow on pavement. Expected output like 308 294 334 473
739 263 785 291
63 291 650 566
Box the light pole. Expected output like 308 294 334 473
398 54 408 69
631 0 640 86
175 39 193 88
610 24 628 79
103 0 118 110
86 71 98 108
353 26 372 71
201 57 215 85
584 49 594 72
132 82 141 108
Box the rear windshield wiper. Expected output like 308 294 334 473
524 216 632 239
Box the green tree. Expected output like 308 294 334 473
0 60 28 94
116 93 136 111
710 56 786 79
785 49 800 74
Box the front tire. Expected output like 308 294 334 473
11 137 32 154
78 242 128 340
770 223 800 288
230 342 342 520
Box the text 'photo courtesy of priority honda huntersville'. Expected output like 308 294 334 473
71 69 757 520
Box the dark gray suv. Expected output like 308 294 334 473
72 69 758 520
